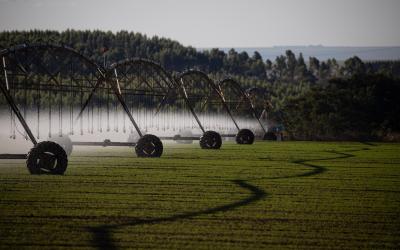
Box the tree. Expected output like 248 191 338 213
341 56 366 77
252 51 262 61
285 50 297 80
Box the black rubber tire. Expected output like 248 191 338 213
236 129 255 144
199 131 222 149
263 132 277 141
135 134 163 157
48 134 73 156
26 141 68 175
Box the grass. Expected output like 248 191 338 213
0 141 399 249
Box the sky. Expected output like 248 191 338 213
0 0 399 48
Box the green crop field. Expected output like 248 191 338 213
0 141 399 249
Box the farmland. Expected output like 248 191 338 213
0 141 399 249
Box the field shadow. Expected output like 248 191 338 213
254 147 370 180
359 141 378 147
87 144 373 249
88 179 266 250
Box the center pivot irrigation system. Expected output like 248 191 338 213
0 43 271 175
177 70 267 148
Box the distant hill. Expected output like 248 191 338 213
214 46 400 62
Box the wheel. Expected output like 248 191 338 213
263 131 277 141
199 131 222 149
26 141 68 175
135 134 163 157
48 134 73 156
236 129 255 144
175 129 194 144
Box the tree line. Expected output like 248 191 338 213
2 30 399 81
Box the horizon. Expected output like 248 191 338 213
2 29 400 61
1 29 400 49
